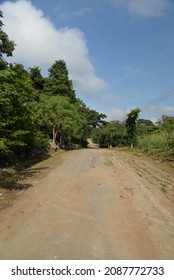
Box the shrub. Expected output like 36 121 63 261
137 132 174 159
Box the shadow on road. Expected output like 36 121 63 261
0 167 49 191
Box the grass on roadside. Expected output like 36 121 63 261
137 133 174 160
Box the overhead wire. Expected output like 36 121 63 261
0 53 14 64
141 85 174 112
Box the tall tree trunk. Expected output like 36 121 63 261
53 124 59 150
53 126 56 146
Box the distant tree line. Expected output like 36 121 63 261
92 108 141 148
92 110 174 159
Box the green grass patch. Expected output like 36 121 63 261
137 133 174 160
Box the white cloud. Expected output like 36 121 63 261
72 73 108 94
106 107 127 121
149 105 174 115
141 105 174 122
107 0 170 18
0 0 107 95
106 105 174 122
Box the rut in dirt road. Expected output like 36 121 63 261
0 147 174 259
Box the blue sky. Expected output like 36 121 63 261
0 0 174 121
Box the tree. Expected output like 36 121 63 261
126 108 141 148
86 110 107 129
162 115 174 135
44 60 76 101
137 118 157 135
0 10 111 160
0 11 15 69
73 99 107 146
29 66 44 93
161 115 174 153
37 95 84 148
92 120 127 148
137 119 154 126
0 63 48 158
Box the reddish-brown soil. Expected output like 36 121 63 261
0 145 174 260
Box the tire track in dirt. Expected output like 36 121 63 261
0 147 173 259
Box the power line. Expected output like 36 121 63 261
150 88 174 105
141 86 174 112
0 53 14 64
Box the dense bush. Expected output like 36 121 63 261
92 121 127 148
137 116 174 159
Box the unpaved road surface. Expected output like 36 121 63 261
0 146 174 259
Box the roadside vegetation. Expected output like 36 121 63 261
0 11 106 166
137 116 174 159
92 114 174 161
0 10 173 167
92 108 141 149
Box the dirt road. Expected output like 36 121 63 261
0 145 174 259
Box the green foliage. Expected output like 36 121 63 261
2 8 172 163
137 133 173 158
126 107 141 147
0 12 106 160
0 29 15 57
0 64 48 158
162 115 174 135
37 95 84 146
44 60 76 101
0 139 11 156
92 121 127 148
73 98 107 145
0 11 15 70
137 118 159 135
0 12 108 160
86 110 107 129
29 66 44 93
137 116 174 159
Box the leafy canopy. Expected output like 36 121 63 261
0 11 15 69
44 60 76 101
